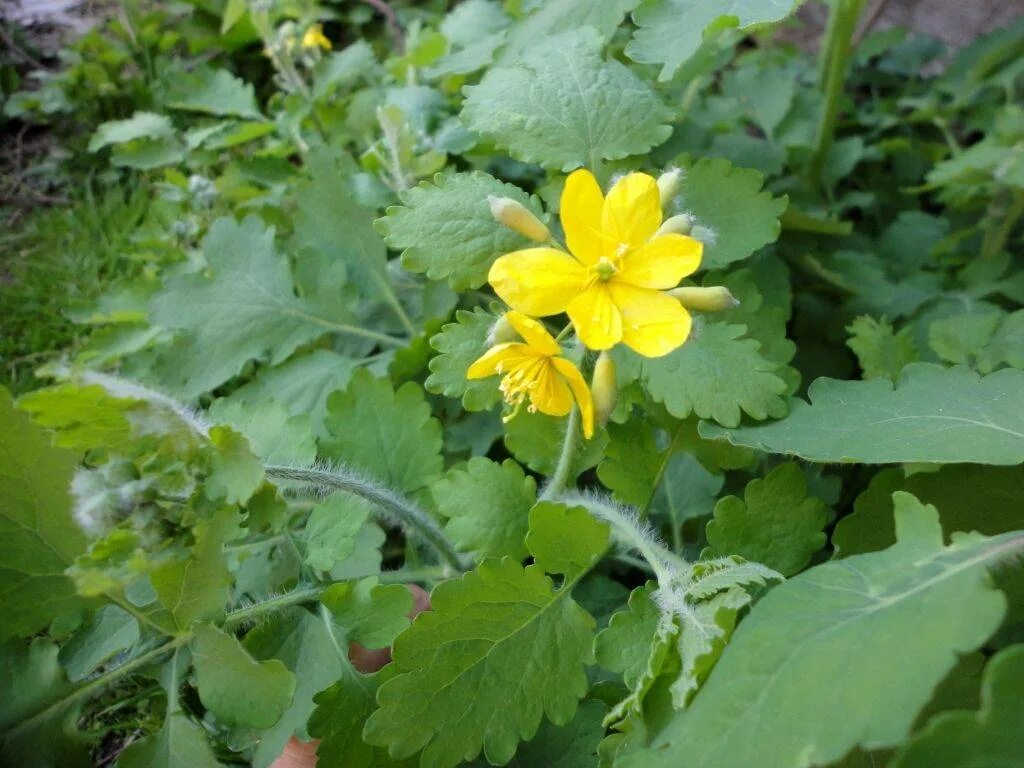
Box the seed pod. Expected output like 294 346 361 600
487 196 550 242
591 351 617 427
654 213 695 238
656 167 683 208
668 286 739 312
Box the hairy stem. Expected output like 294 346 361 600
560 491 688 584
265 464 465 571
541 406 580 500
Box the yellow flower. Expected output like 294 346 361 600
488 169 704 357
301 23 331 51
467 311 595 438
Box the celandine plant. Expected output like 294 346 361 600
2 1 1024 768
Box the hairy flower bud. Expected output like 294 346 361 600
656 167 683 208
654 213 694 238
487 196 550 242
591 351 617 427
668 286 739 312
488 314 520 345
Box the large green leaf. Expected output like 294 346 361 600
462 27 672 171
642 321 788 427
706 462 828 576
362 503 609 768
0 388 87 640
0 640 91 767
244 608 349 768
627 0 803 81
424 308 502 410
620 493 1023 768
163 66 263 119
380 172 543 291
700 364 1024 465
150 216 329 398
496 0 639 65
890 644 1024 768
675 156 787 269
192 623 296 729
431 457 536 561
321 370 443 494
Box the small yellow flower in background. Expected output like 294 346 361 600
488 169 704 358
467 311 595 438
301 23 331 51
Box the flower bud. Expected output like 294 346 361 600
668 286 739 312
654 213 694 238
487 196 550 242
487 314 520 345
656 167 682 208
591 351 617 427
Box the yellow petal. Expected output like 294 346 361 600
617 233 703 290
530 360 574 417
560 169 607 266
602 173 662 247
609 283 692 358
504 311 560 356
568 283 622 351
551 357 595 439
466 343 535 379
489 247 587 316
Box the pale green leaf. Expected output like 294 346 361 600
0 640 91 767
676 156 787 269
206 425 264 505
363 503 608 768
700 363 1024 465
192 623 296 729
0 388 88 641
18 384 136 451
504 409 608 482
431 457 536 561
58 605 139 682
163 66 262 119
462 27 672 171
627 0 803 81
321 578 413 649
150 509 236 630
294 150 396 307
244 608 349 768
706 462 828 576
150 216 329 398
620 493 1022 768
496 0 639 65
847 315 919 380
833 465 1024 557
642 321 788 427
88 111 175 151
928 312 1002 367
230 350 363 438
890 644 1024 768
425 308 502 410
321 370 443 494
597 420 664 508
304 493 374 573
381 172 543 290
525 501 610 581
207 398 316 466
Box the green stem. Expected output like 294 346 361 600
378 566 450 584
810 0 866 184
223 586 322 630
980 190 1024 261
298 309 408 348
541 406 580 500
265 465 465 571
2 636 190 742
3 583 329 743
